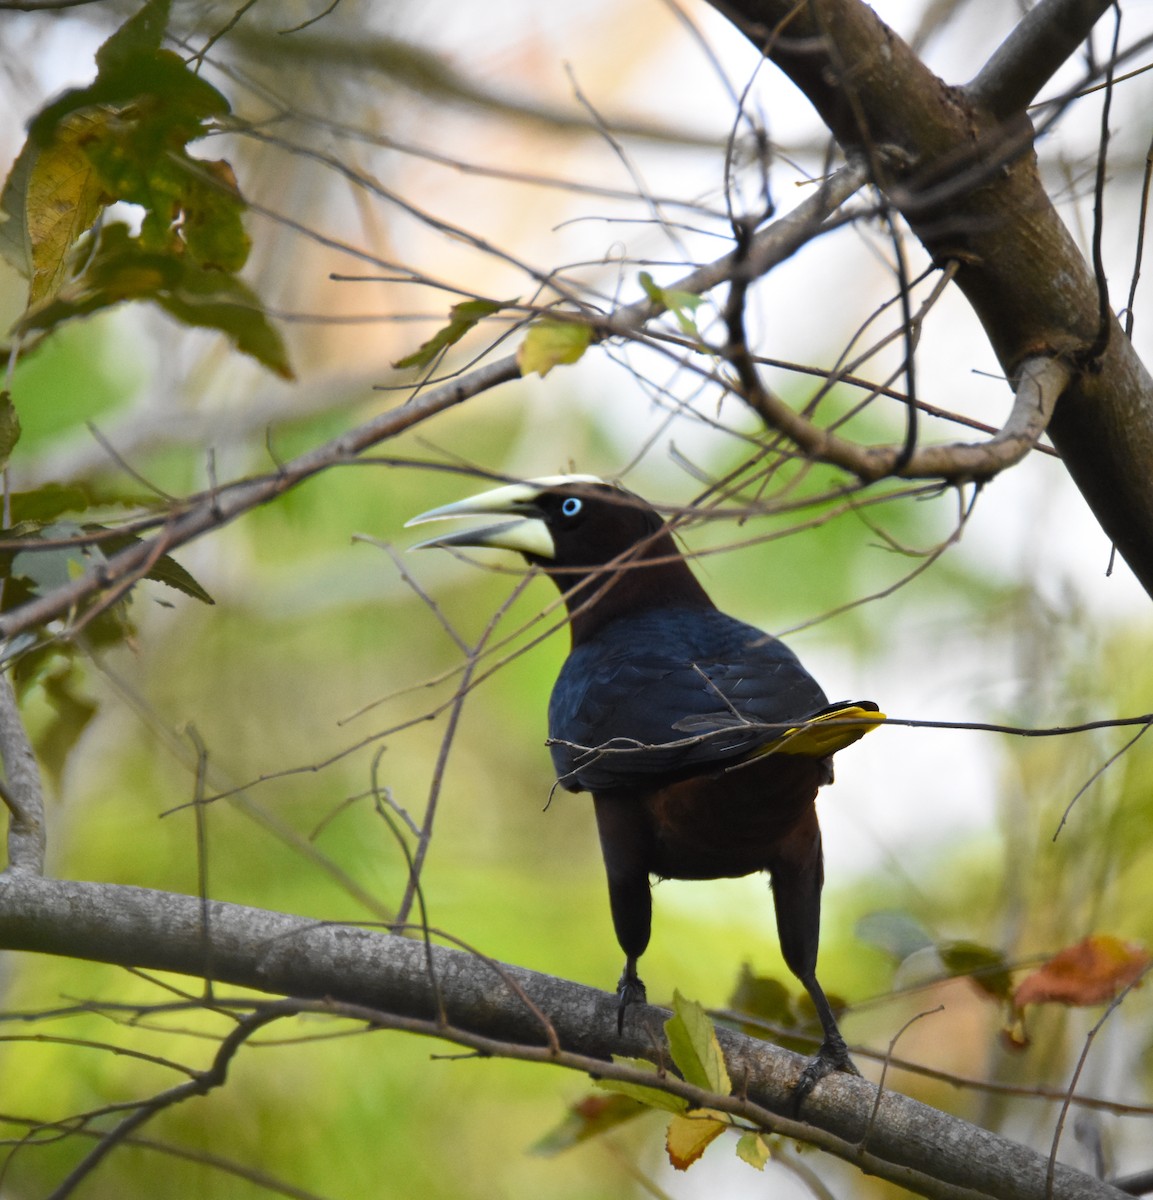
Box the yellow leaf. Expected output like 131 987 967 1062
516 319 591 377
735 1131 772 1170
666 1110 727 1171
22 110 111 304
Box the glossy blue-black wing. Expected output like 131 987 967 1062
547 606 829 792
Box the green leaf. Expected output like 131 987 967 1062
856 911 935 961
530 1093 648 1155
516 318 592 378
99 530 214 605
939 940 1015 1002
10 520 103 594
638 270 704 339
665 991 731 1095
593 1057 689 1115
34 664 98 789
0 392 22 469
95 0 170 71
17 223 292 379
735 1131 772 1170
8 483 94 526
393 298 511 370
729 964 795 1027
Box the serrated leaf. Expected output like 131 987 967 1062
594 1056 689 1115
8 483 93 525
0 391 21 469
530 1093 648 1156
735 1131 772 1170
516 318 592 378
666 1110 727 1171
393 298 511 370
25 111 112 304
93 529 213 604
665 991 731 1095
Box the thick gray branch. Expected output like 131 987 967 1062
0 674 45 874
968 0 1113 119
0 874 1126 1200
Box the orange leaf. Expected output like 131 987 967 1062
665 1110 727 1171
1013 935 1150 1010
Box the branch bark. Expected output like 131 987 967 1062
706 0 1153 597
0 673 45 875
0 874 1128 1200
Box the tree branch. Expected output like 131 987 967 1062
968 0 1113 119
0 673 45 875
705 0 1153 597
0 357 521 644
726 339 1066 482
0 874 1128 1200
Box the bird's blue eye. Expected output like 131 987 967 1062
561 497 582 517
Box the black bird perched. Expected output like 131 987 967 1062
408 475 881 1095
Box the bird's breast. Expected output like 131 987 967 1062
635 751 827 880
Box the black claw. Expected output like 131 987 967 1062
792 1035 860 1109
615 970 647 1034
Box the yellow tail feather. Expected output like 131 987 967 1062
757 704 885 759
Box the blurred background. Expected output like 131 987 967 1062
1 1 1151 1196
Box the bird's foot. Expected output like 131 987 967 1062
792 1034 859 1109
615 970 647 1035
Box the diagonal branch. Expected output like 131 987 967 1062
968 0 1113 119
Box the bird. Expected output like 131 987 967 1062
407 475 881 1097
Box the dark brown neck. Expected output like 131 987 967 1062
552 530 714 645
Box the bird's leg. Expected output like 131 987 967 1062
616 956 647 1034
793 971 859 1102
767 810 859 1103
593 794 654 1035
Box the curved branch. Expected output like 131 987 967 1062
0 874 1128 1200
729 350 1067 483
